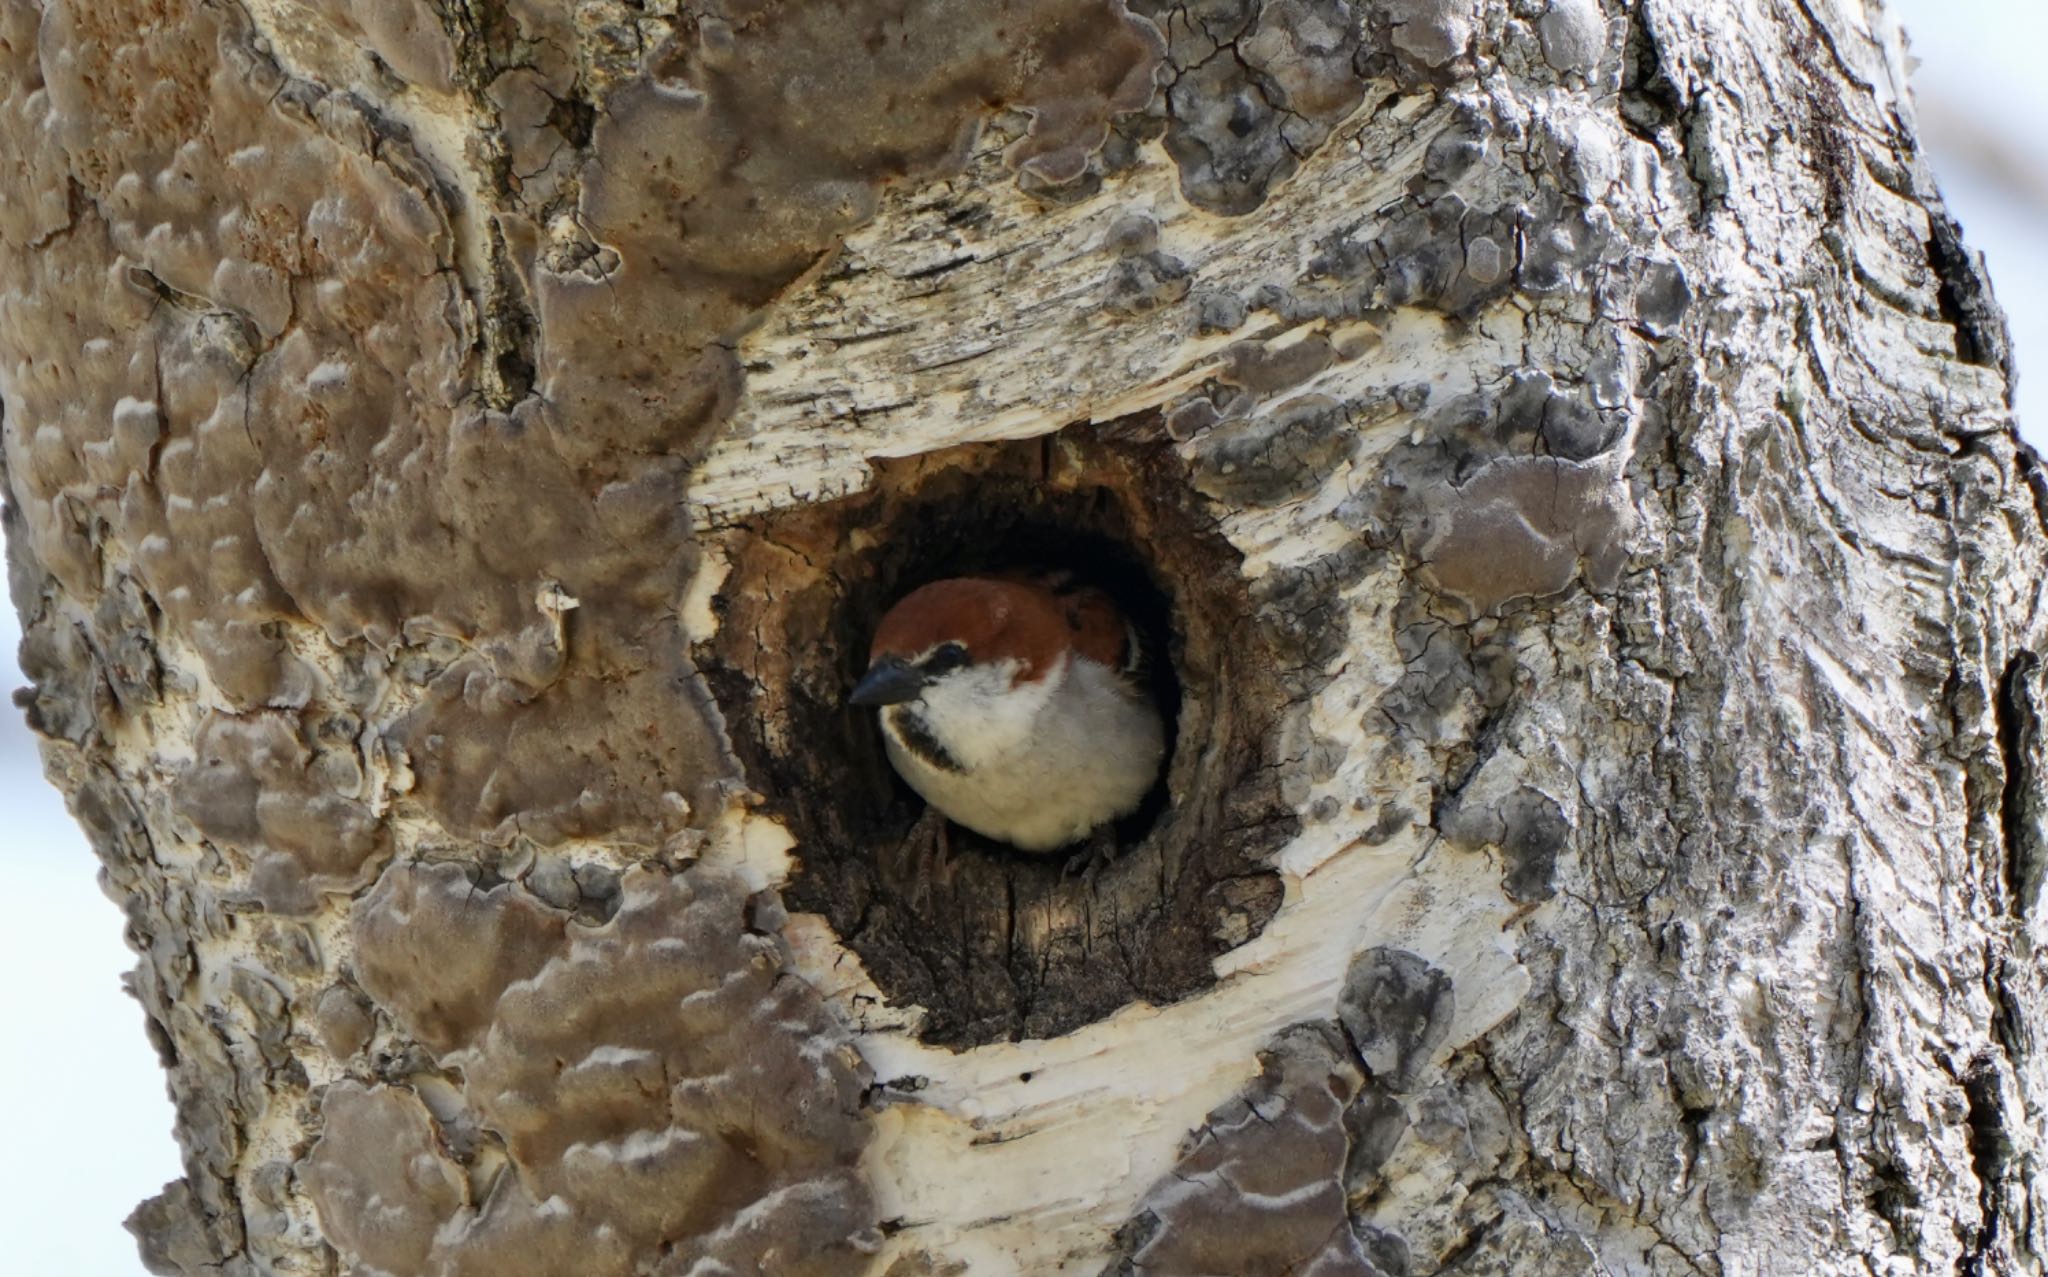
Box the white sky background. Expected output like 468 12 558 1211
1 3 2044 1271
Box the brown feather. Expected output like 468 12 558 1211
1054 585 1130 670
870 576 1129 683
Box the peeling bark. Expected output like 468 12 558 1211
4 0 2046 1274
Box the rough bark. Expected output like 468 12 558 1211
3 0 2043 1274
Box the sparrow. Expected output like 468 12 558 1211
849 575 1167 855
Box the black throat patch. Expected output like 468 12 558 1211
885 706 965 774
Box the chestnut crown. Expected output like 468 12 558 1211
865 576 1130 683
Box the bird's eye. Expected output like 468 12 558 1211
922 642 970 675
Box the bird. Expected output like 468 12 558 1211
848 574 1167 859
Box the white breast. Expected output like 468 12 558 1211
880 655 1166 852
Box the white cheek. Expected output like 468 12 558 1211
916 659 1055 768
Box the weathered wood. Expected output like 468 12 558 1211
3 0 2043 1273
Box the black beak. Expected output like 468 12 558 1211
849 656 926 706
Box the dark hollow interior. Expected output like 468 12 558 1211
700 426 1298 1048
837 498 1185 845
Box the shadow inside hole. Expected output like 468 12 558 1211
843 514 1182 858
704 431 1295 1046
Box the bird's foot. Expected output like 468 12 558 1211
892 806 954 909
1061 825 1119 889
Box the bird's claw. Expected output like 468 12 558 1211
893 807 954 909
1061 826 1119 889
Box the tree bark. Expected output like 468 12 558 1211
4 0 2043 1274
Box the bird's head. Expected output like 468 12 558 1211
849 575 1132 709
852 578 1049 708
850 574 1163 846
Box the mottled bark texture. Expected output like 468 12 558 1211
3 0 2043 1273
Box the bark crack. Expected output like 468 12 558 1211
1995 652 2040 920
1953 1055 2012 1277
1923 204 2015 387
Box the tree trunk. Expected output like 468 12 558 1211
4 0 2043 1273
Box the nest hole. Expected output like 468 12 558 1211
701 426 1297 1046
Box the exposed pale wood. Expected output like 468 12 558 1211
4 0 2045 1274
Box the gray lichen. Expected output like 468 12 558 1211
1536 0 1606 79
7 0 2046 1271
319 864 877 1276
351 861 568 1059
1364 0 1479 75
172 712 388 914
1337 947 1455 1093
1190 394 1359 507
301 1084 470 1277
1108 950 1472 1272
1134 0 1369 214
1109 1023 1382 1276
311 985 375 1060
1415 455 1632 614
